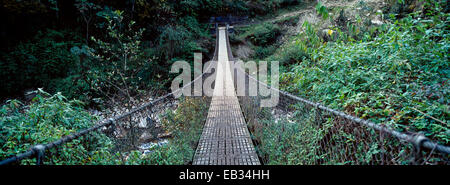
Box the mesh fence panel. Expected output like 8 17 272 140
235 67 449 165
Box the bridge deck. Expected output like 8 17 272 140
193 27 260 165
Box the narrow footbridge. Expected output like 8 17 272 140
1 26 449 165
192 27 260 165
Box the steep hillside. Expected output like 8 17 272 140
231 0 449 164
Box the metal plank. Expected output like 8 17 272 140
193 27 260 165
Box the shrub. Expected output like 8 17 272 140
282 2 449 144
114 97 210 165
267 41 308 67
263 21 319 67
254 45 277 59
246 23 281 46
90 9 146 100
0 89 118 164
0 29 82 98
157 97 210 164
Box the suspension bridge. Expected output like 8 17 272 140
0 25 449 165
192 27 260 165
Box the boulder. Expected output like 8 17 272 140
138 118 147 128
371 19 383 26
139 132 155 143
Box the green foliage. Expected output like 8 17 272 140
264 21 321 67
254 45 278 59
0 91 211 165
245 23 281 46
0 29 82 98
274 14 300 25
2 0 57 14
252 110 333 164
0 89 119 164
227 0 448 165
0 0 311 165
90 9 145 99
1 0 305 100
158 25 197 61
315 2 329 19
268 43 307 67
157 97 210 164
124 144 190 165
281 1 449 144
75 0 102 42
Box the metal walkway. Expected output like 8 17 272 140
192 27 260 165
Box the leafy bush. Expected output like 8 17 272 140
263 21 320 67
267 40 308 67
0 29 82 98
0 90 211 165
245 23 281 46
254 45 277 59
125 144 190 165
315 2 329 19
0 89 118 164
242 0 449 165
281 1 449 144
89 9 146 100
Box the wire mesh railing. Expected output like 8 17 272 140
236 76 449 164
222 25 450 165
0 81 209 165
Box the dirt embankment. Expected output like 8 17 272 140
232 0 398 60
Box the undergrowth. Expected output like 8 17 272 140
242 0 449 164
0 91 209 165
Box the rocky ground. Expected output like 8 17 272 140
89 91 178 155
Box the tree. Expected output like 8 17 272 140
90 9 146 102
75 0 101 44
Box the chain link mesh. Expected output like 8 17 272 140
235 67 449 165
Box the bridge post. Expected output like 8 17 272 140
314 103 323 126
411 134 427 165
32 144 45 165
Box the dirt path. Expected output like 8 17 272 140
270 5 315 23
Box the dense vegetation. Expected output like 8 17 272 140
0 89 116 164
1 0 448 165
1 0 209 103
232 0 449 164
0 0 304 164
0 0 305 101
0 90 209 164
